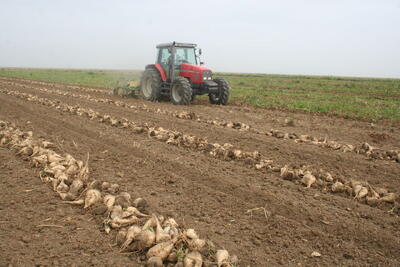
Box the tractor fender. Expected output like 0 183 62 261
145 64 167 81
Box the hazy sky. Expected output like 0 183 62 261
1 0 400 78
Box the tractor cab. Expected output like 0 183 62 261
140 41 230 105
156 43 198 79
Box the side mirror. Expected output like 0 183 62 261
200 61 204 66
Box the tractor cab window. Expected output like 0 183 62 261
158 47 197 69
175 47 197 65
159 48 171 68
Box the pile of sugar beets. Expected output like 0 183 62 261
0 120 238 267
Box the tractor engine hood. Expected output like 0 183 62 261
179 64 212 83
180 64 211 73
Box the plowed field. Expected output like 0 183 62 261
1 76 399 267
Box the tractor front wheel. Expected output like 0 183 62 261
140 68 162 101
209 77 230 105
170 77 192 105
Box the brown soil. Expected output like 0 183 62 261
0 77 399 266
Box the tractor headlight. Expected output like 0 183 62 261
203 71 212 80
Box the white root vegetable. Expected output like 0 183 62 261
146 256 163 267
110 205 123 219
84 189 102 209
110 216 140 229
69 179 83 196
17 146 33 156
301 172 316 188
381 193 397 203
142 216 158 230
163 218 178 228
154 214 170 243
184 251 203 267
376 187 388 196
355 187 368 200
58 192 76 201
77 153 90 181
184 229 198 239
41 141 54 148
331 181 345 192
229 255 238 265
280 165 295 180
188 238 206 251
56 179 69 193
133 197 147 211
124 207 149 218
133 229 156 250
33 155 47 166
146 237 177 260
64 198 84 205
52 164 66 172
121 225 141 249
164 226 180 239
88 180 101 190
351 181 362 195
116 228 128 246
103 194 116 210
47 153 63 163
216 249 230 267
324 172 333 182
167 251 177 262
115 193 131 209
366 196 380 206
108 183 120 194
119 192 131 201
101 181 111 191
66 164 79 176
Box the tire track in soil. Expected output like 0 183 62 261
1 89 400 266
4 84 400 197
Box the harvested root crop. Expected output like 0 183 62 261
146 237 177 260
130 228 156 251
216 249 230 267
103 194 116 210
146 256 163 267
381 193 397 203
184 229 198 240
184 251 203 267
154 215 170 243
301 171 316 188
331 181 346 193
84 189 102 209
121 225 141 249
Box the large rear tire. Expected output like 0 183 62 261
140 68 162 101
170 77 192 105
209 77 230 105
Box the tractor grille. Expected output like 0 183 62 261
203 70 212 80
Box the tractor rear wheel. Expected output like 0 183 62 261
170 77 192 105
140 68 162 101
209 77 230 105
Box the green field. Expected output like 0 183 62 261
1 68 399 122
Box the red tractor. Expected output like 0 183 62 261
140 42 230 105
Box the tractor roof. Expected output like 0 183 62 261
156 42 197 49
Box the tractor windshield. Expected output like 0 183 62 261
175 47 197 65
